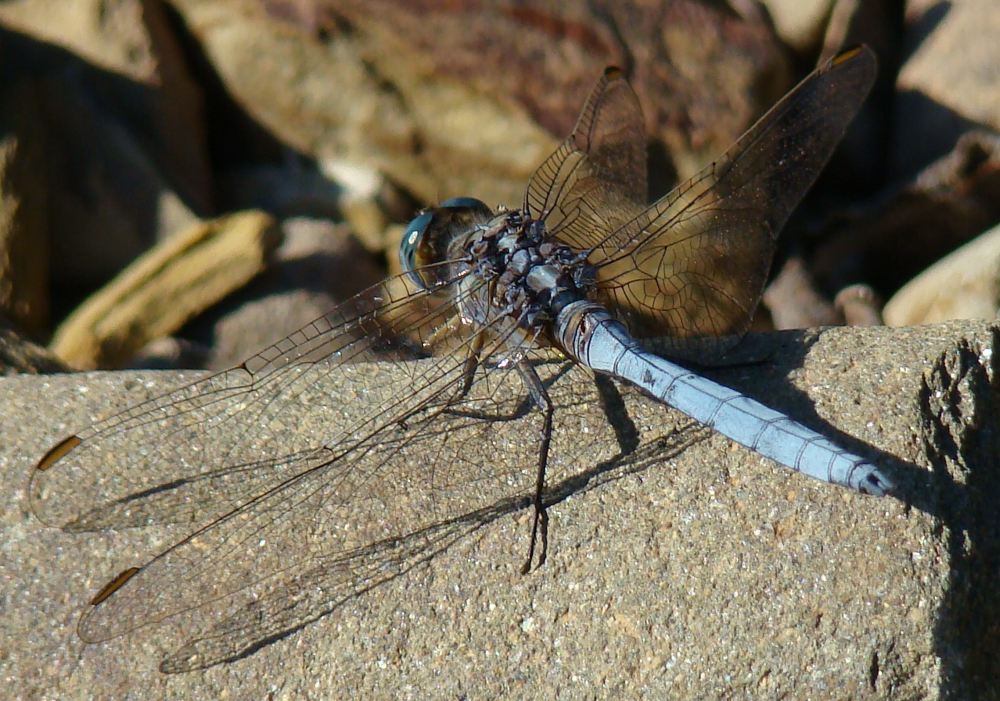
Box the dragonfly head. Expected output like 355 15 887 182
400 197 493 289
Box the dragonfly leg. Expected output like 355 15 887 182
516 360 553 573
456 332 485 399
439 330 484 408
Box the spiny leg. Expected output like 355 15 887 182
516 360 554 574
440 330 485 409
456 332 485 400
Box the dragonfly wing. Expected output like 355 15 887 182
523 66 648 246
588 46 877 359
54 351 621 672
148 357 641 673
73 348 546 655
156 505 502 672
29 273 463 533
29 271 546 640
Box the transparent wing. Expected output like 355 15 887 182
153 362 709 674
30 270 473 532
528 47 877 360
524 66 647 237
27 266 567 667
154 354 632 673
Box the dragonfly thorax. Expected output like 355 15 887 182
465 210 597 333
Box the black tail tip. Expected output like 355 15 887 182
859 470 894 497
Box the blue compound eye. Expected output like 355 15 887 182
399 211 435 289
400 198 493 291
440 197 489 211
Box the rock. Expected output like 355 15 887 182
762 263 883 331
182 216 383 370
129 336 212 372
834 283 883 326
764 256 842 330
883 221 1000 325
49 211 281 369
810 130 1000 297
0 23 206 290
890 0 1000 180
0 327 69 374
759 0 835 53
0 0 212 211
4 321 998 697
168 0 789 206
0 78 49 336
217 161 408 256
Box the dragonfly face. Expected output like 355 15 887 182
400 197 493 290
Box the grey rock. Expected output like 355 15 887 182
3 320 999 698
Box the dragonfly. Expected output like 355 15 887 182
30 45 891 673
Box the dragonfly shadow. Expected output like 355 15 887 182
157 497 525 672
541 378 709 510
150 362 711 673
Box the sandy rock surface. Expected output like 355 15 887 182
3 320 998 699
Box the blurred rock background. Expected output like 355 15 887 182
0 0 998 373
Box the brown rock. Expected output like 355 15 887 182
764 256 842 330
188 216 384 370
834 283 883 326
810 131 1000 297
0 10 209 290
0 0 212 211
891 0 1000 180
170 0 789 207
50 211 281 369
0 327 69 374
0 79 49 336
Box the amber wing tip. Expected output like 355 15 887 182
603 66 625 81
831 44 874 66
89 566 142 606
36 435 82 471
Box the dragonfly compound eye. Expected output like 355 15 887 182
440 197 490 212
399 211 435 289
401 199 494 290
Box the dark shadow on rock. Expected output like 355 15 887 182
899 1 952 59
160 2 294 173
0 25 201 300
919 327 1000 700
701 329 891 454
